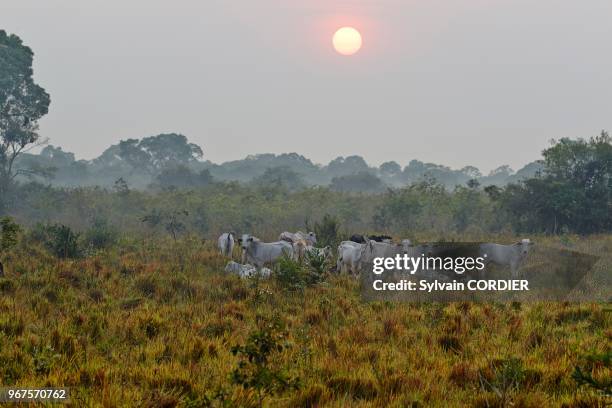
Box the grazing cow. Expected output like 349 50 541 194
361 240 403 266
279 231 295 242
218 232 236 257
239 234 294 267
337 241 365 275
279 231 317 246
368 235 393 243
479 239 533 277
292 239 309 261
349 234 367 244
303 231 317 246
349 234 392 244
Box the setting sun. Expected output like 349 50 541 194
333 27 362 56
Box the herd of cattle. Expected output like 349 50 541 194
218 231 533 278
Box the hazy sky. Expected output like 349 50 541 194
4 0 612 172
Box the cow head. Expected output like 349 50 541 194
400 239 412 254
239 234 256 264
516 238 533 256
308 232 317 244
240 234 255 250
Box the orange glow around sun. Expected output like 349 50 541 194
333 27 362 56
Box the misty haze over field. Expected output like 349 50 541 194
4 0 612 172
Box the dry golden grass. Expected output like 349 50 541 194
0 236 609 407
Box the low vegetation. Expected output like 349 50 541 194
0 233 609 407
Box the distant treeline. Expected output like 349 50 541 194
14 133 542 191
3 132 610 237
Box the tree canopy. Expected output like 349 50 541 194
0 30 50 206
118 133 203 176
493 132 611 234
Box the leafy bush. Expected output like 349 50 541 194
0 217 20 253
304 249 329 285
274 254 308 291
479 357 527 406
275 252 328 291
41 224 81 259
231 317 299 407
572 351 611 396
84 218 118 250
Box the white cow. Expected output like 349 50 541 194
259 267 273 278
218 232 236 257
279 231 317 246
479 239 533 277
292 239 310 262
401 239 412 253
337 241 365 275
225 261 257 278
225 261 272 279
239 234 294 267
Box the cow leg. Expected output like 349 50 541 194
510 260 519 278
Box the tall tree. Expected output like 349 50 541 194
0 30 51 206
118 133 203 176
497 132 612 234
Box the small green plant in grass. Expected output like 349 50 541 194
572 350 611 397
230 317 299 408
32 345 61 375
479 357 526 406
304 249 329 285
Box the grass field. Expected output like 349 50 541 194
0 235 609 407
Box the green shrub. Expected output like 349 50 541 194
304 249 329 285
84 218 118 250
274 254 308 291
572 351 611 396
0 217 20 253
231 317 299 407
43 224 81 259
479 357 527 406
